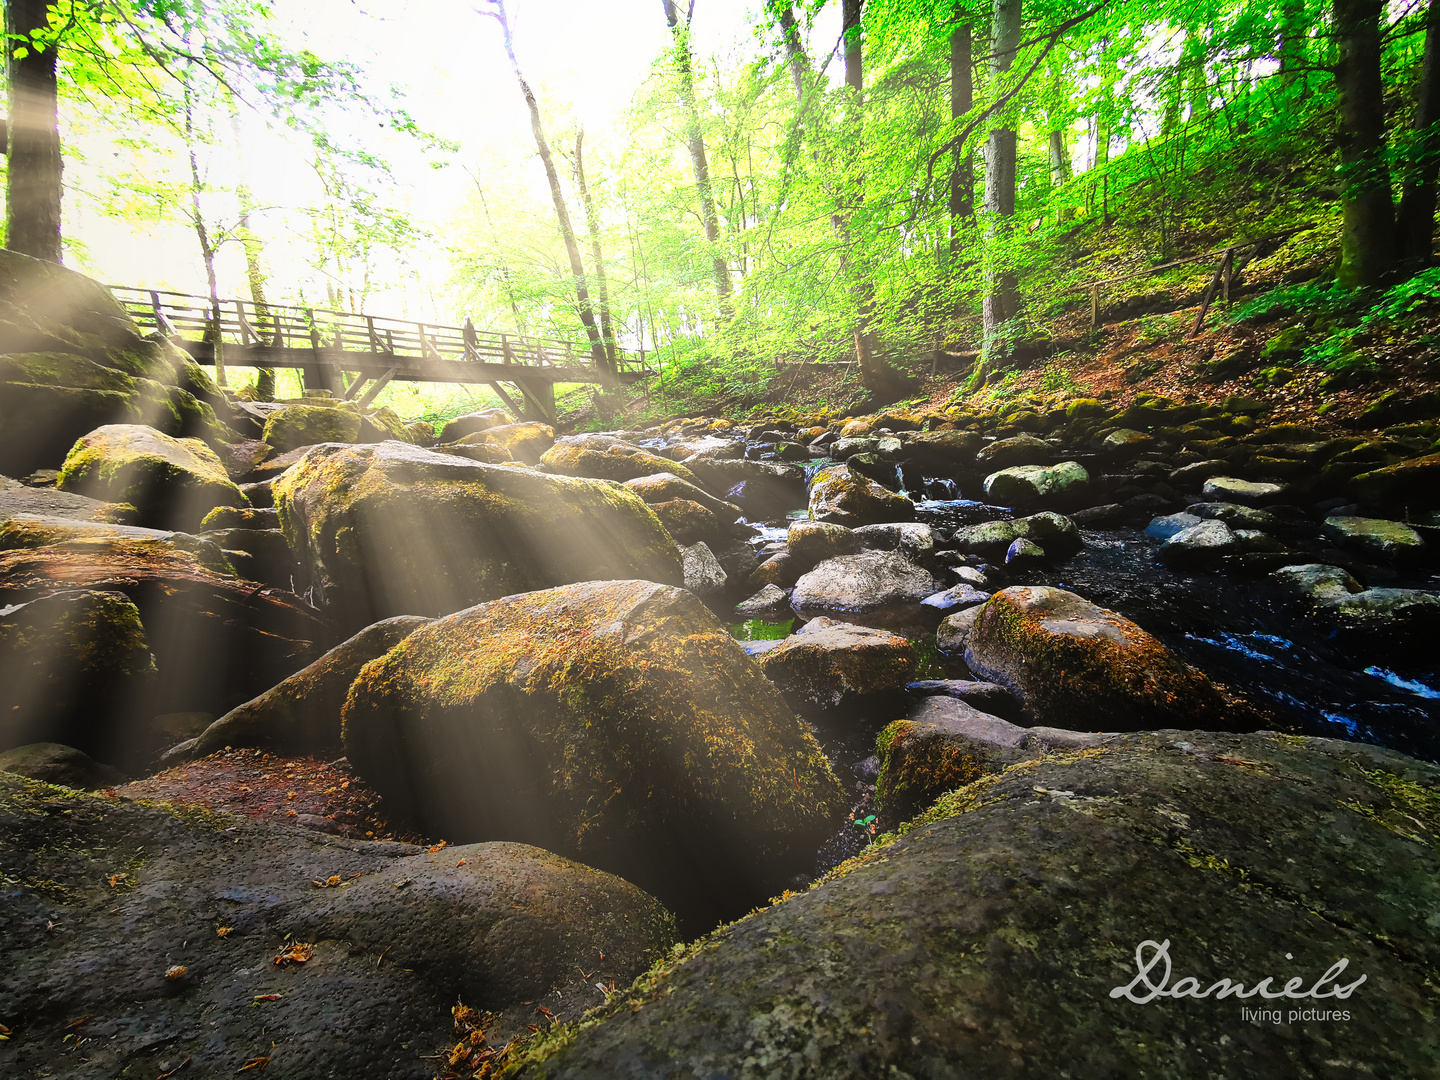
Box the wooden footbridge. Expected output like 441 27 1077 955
110 287 653 424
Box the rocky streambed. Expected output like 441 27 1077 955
2 257 1439 1077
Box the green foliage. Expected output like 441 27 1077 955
1302 269 1440 371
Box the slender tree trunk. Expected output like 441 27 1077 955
777 4 812 100
661 0 732 317
183 86 224 387
1278 0 1306 88
1396 0 1440 269
1332 0 1396 289
230 106 274 400
1048 129 1070 186
6 0 62 262
948 6 975 257
574 127 618 368
488 0 608 374
981 0 1022 362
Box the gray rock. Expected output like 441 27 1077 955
734 583 790 618
1186 501 1280 529
1201 475 1288 505
0 772 675 1078
920 583 991 612
508 732 1440 1080
807 463 915 527
974 433 1053 470
0 473 132 522
790 550 938 618
685 458 806 518
1157 518 1244 566
1271 563 1364 604
1020 725 1113 750
905 678 1020 721
1005 537 1046 567
1069 502 1128 528
851 521 935 559
1144 511 1203 541
758 618 917 709
900 430 981 472
785 519 857 569
1320 515 1426 562
0 741 125 787
623 472 742 523
983 461 1090 507
876 695 1034 815
951 510 1081 560
935 604 981 655
1100 428 1154 456
1167 458 1231 488
829 436 878 459
679 540 728 597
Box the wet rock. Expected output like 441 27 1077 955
974 433 1053 470
790 551 938 621
734 583 790 619
935 605 981 655
623 472 740 523
341 580 847 929
1100 428 1155 457
0 772 676 1078
1167 458 1231 489
1004 537 1046 569
905 678 1020 721
1144 512 1202 541
1187 501 1280 529
507 732 1438 1080
829 436 878 459
920 583 991 613
273 442 682 630
679 540 728 597
57 424 246 530
1201 476 1287 506
964 586 1248 731
1348 452 1440 505
178 615 432 761
757 617 917 710
808 463 915 526
1069 502 1128 528
748 551 799 590
0 589 155 765
1320 516 1426 562
1271 563 1363 605
983 461 1090 507
876 696 1034 816
1157 519 1244 567
1317 588 1440 657
899 430 982 473
542 436 700 486
950 511 1081 560
785 519 857 569
685 458 806 519
261 404 362 452
0 741 125 787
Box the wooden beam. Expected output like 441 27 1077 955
355 367 397 409
342 373 370 401
514 376 557 425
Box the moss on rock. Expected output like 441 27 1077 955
261 404 363 452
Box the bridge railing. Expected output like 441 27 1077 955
109 286 650 375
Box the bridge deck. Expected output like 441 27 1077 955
110 287 651 423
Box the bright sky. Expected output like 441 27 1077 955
65 0 844 322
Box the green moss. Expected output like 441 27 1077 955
1341 767 1440 845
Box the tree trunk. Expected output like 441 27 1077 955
6 0 62 262
1278 0 1307 87
574 128 618 370
1048 129 1070 187
183 85 225 386
489 0 609 372
777 4 812 100
948 6 975 256
1332 0 1396 290
981 0 1022 362
1396 0 1440 269
661 0 732 317
231 106 275 400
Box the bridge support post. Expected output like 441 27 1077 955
513 376 557 426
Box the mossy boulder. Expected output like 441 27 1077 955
261 404 362 452
965 586 1251 731
358 406 413 444
509 731 1440 1080
982 460 1091 507
785 519 858 569
177 615 433 761
651 498 722 544
974 433 1054 470
57 424 246 530
623 472 741 523
0 770 676 1077
950 511 1081 560
474 421 554 465
898 429 982 473
1349 453 1440 506
875 695 1037 817
542 437 700 486
808 463 915 526
432 440 515 464
757 617 917 710
437 408 514 442
1320 516 1426 562
341 579 848 930
273 442 683 630
0 589 156 765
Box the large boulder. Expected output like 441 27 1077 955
341 580 848 930
623 472 740 523
974 433 1053 470
1320 516 1426 562
0 771 676 1078
0 741 125 788
757 617 917 710
789 551 938 623
0 537 328 723
0 473 133 523
876 695 1037 816
542 437 700 486
0 589 155 764
785 519 857 569
506 731 1440 1079
678 540 728 597
57 424 246 530
684 458 806 519
950 511 1081 560
261 403 362 452
808 463 914 526
437 407 514 442
472 421 554 464
965 586 1250 731
177 615 432 761
1348 452 1440 505
273 442 683 630
899 429 982 474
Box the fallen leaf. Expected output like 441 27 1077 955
252 994 282 1003
166 965 188 980
427 840 447 853
455 859 466 867
0 1023 10 1040
156 1054 192 1078
68 1014 93 1028
286 791 296 800
107 873 128 888
215 926 233 938
326 875 341 887
393 877 411 889
272 942 313 967
237 1056 270 1072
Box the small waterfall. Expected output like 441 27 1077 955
894 465 908 496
